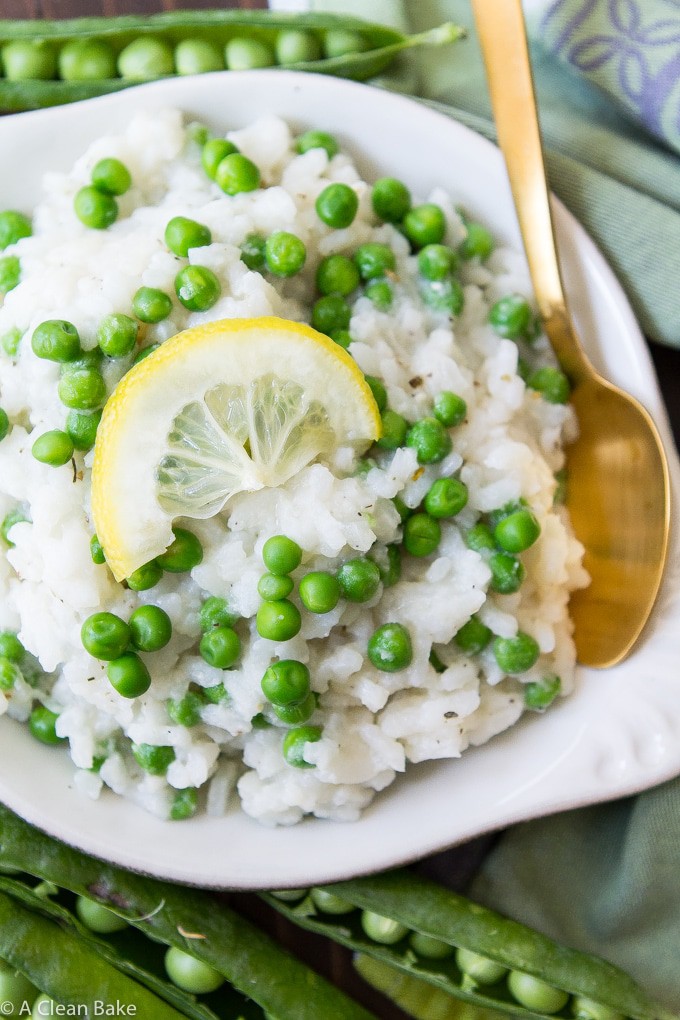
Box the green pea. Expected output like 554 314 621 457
0 408 9 442
225 36 274 70
199 596 238 631
488 293 534 340
323 28 369 58
392 496 412 523
554 467 568 505
91 158 131 197
199 626 241 669
527 365 571 404
256 600 301 642
403 203 446 248
167 691 203 727
117 36 174 80
108 652 151 698
410 931 454 959
2 39 57 80
164 946 224 994
262 534 302 575
316 254 360 296
493 632 540 674
31 429 74 467
0 255 20 293
354 242 396 281
58 38 116 81
370 543 401 588
132 286 172 323
455 947 507 984
367 622 412 672
97 313 138 358
459 220 494 260
489 551 525 594
295 130 338 159
572 995 626 1020
376 409 408 450
494 508 541 553
165 216 211 258
0 632 24 662
417 243 458 280
175 265 221 312
170 787 198 820
156 527 203 572
524 673 561 710
125 560 163 591
420 277 464 316
264 231 307 277
0 657 22 692
282 725 322 768
311 294 351 335
29 705 65 746
58 368 107 411
507 971 569 1013
361 911 409 945
337 557 381 603
272 691 317 725
175 37 224 74
405 416 452 464
454 615 492 655
0 958 38 1012
364 375 387 412
90 534 105 565
371 177 411 223
201 138 239 180
1 509 29 548
76 895 128 933
433 390 466 427
32 995 56 1019
0 210 32 250
465 522 496 553
275 29 322 65
331 329 352 349
203 682 228 704
74 186 118 230
1 326 23 357
424 477 468 518
310 888 355 914
133 343 160 365
315 183 358 229
215 152 261 195
261 659 310 707
403 513 441 557
298 571 341 614
81 611 131 660
365 279 393 310
129 604 172 653
258 572 295 601
132 742 175 775
60 347 103 375
240 232 266 271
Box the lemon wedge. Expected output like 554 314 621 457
91 316 381 582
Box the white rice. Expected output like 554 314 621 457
0 109 587 826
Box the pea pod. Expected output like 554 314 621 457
262 870 677 1020
0 804 375 1020
0 12 464 112
0 875 235 1019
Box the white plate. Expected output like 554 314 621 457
1 71 679 890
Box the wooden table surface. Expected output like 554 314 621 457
4 2 680 1017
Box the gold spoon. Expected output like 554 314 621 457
471 0 670 668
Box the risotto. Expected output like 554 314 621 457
0 109 587 826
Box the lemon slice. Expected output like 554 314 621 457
92 316 381 582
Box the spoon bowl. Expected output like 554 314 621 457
472 0 671 667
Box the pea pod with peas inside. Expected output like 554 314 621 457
0 11 465 113
262 870 676 1020
0 804 375 1020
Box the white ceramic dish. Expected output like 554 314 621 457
1 71 679 890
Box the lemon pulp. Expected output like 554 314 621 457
91 317 381 581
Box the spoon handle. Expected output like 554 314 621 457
471 0 589 383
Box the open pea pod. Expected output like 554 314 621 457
0 875 242 1019
0 805 375 1020
261 870 678 1020
0 11 464 111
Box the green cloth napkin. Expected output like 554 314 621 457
309 0 680 348
305 0 680 1010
